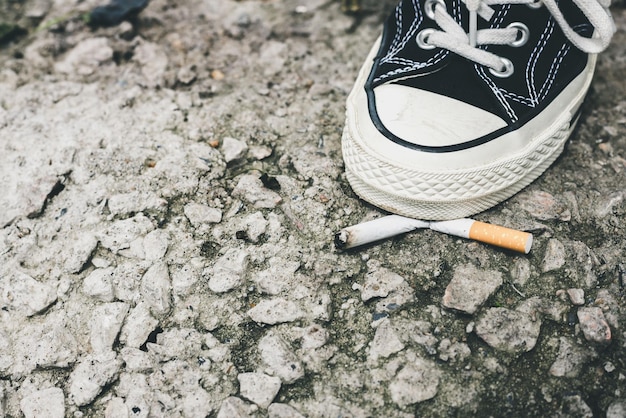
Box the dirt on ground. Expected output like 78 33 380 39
1 0 626 417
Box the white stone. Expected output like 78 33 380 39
115 373 151 417
90 302 130 354
247 298 302 325
607 399 626 418
389 358 442 406
258 332 304 384
2 270 57 317
542 239 566 273
0 331 13 374
549 337 596 377
54 37 113 75
120 302 160 349
12 316 78 375
20 387 65 418
238 372 281 408
83 267 115 302
65 233 98 273
268 403 306 418
243 211 268 242
516 190 571 221
360 264 406 302
250 145 273 160
99 214 154 253
104 397 128 418
182 388 214 418
133 41 168 87
253 258 300 295
69 353 123 407
107 192 166 216
208 248 249 293
184 203 222 227
301 324 328 350
368 319 405 361
221 137 249 163
143 229 169 260
171 259 202 296
216 396 255 418
567 288 585 305
442 264 503 314
112 261 150 304
578 307 611 343
120 348 153 372
232 175 282 209
475 308 542 353
141 262 171 314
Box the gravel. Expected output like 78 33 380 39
1 0 625 416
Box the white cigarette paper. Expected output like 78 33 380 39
334 215 429 249
336 215 533 254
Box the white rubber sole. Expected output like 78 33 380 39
343 118 574 220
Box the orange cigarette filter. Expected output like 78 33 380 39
468 221 533 254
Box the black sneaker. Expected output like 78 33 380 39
342 0 615 220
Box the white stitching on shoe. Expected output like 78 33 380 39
382 0 423 63
374 0 463 83
527 18 555 104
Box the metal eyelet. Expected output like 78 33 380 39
527 0 543 9
489 58 514 78
416 29 437 50
508 22 529 47
424 0 446 20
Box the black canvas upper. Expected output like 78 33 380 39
366 0 595 151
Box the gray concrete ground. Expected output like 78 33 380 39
1 0 625 416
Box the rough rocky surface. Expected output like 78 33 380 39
1 0 625 416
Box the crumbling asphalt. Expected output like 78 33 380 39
1 0 625 417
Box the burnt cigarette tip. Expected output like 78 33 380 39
334 230 348 250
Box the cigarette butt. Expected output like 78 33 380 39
335 215 429 250
429 219 533 254
336 216 533 254
468 221 533 254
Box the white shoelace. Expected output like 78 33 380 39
420 0 616 75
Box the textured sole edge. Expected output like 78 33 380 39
342 115 576 220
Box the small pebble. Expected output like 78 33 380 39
442 264 503 314
232 175 282 209
3 271 57 317
368 318 404 361
360 264 406 302
247 298 303 325
119 302 159 349
142 229 169 261
238 372 281 408
90 302 129 354
208 249 249 293
301 325 328 350
268 403 306 418
475 308 542 353
216 397 255 418
221 137 248 163
20 387 65 418
567 288 585 306
389 358 442 406
542 239 566 273
54 38 113 75
140 262 172 314
184 203 223 227
258 332 304 384
516 190 571 221
577 307 611 343
69 353 123 407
